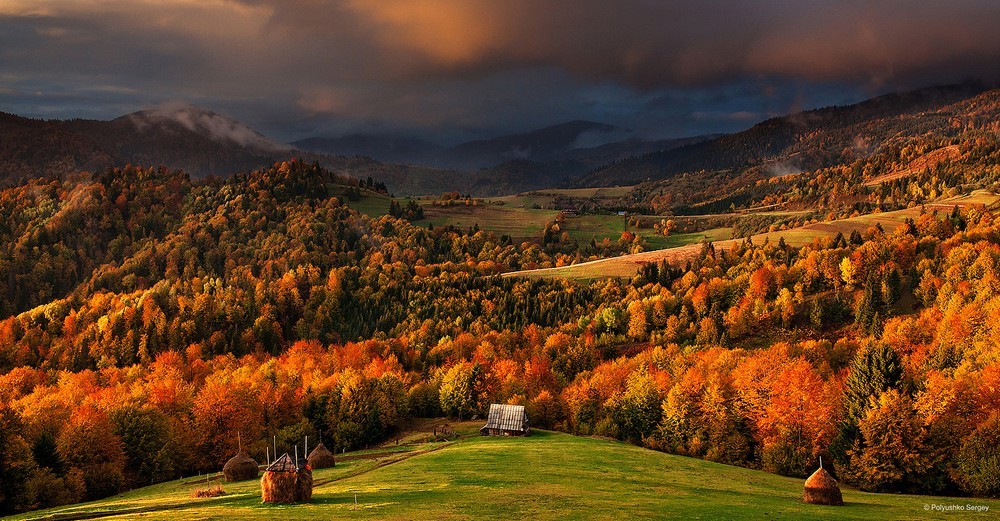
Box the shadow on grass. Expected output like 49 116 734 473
303 496 357 506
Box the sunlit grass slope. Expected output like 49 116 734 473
11 430 998 521
508 191 999 280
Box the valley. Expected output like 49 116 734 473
4 85 1000 518
6 2 1000 518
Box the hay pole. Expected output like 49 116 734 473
305 436 309 462
273 436 277 464
237 431 242 453
266 446 270 466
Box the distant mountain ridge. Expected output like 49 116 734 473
576 83 989 187
294 121 716 194
122 103 292 154
294 120 628 169
0 104 292 183
1 83 993 197
2 106 696 196
293 134 445 165
440 120 621 170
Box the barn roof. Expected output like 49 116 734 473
482 404 528 432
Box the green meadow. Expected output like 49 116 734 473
11 429 997 521
344 185 737 249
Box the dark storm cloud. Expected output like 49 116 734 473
1 0 998 141
337 0 1000 86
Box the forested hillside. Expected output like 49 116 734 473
0 109 288 184
582 83 988 188
610 86 1000 222
5 88 1000 516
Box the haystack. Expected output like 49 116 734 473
261 454 298 504
222 450 259 482
295 467 313 502
307 442 336 469
803 466 844 506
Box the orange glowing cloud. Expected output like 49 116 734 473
347 0 502 65
341 0 1000 88
4 0 1000 139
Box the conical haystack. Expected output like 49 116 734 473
261 454 298 504
295 466 313 502
803 466 844 506
223 450 259 482
307 442 336 469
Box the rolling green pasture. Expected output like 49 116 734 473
327 184 393 218
347 185 734 248
11 429 996 521
420 203 556 239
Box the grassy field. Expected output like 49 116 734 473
508 191 1000 280
490 186 635 209
336 185 998 281
323 183 395 219
339 184 826 253
11 427 997 521
420 202 556 239
343 185 727 249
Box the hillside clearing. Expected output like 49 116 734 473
341 186 805 251
10 428 996 521
864 145 963 186
506 191 999 280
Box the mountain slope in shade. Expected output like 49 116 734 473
293 121 717 195
0 106 623 197
293 120 627 169
122 103 292 154
0 104 294 184
0 112 115 183
577 83 989 187
440 120 621 170
293 134 445 165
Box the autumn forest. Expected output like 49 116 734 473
3 84 1000 516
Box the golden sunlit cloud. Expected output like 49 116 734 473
339 0 1000 88
347 0 500 65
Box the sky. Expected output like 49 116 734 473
2 0 999 144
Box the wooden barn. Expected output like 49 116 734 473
480 404 530 436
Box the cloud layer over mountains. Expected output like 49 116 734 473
2 0 998 141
